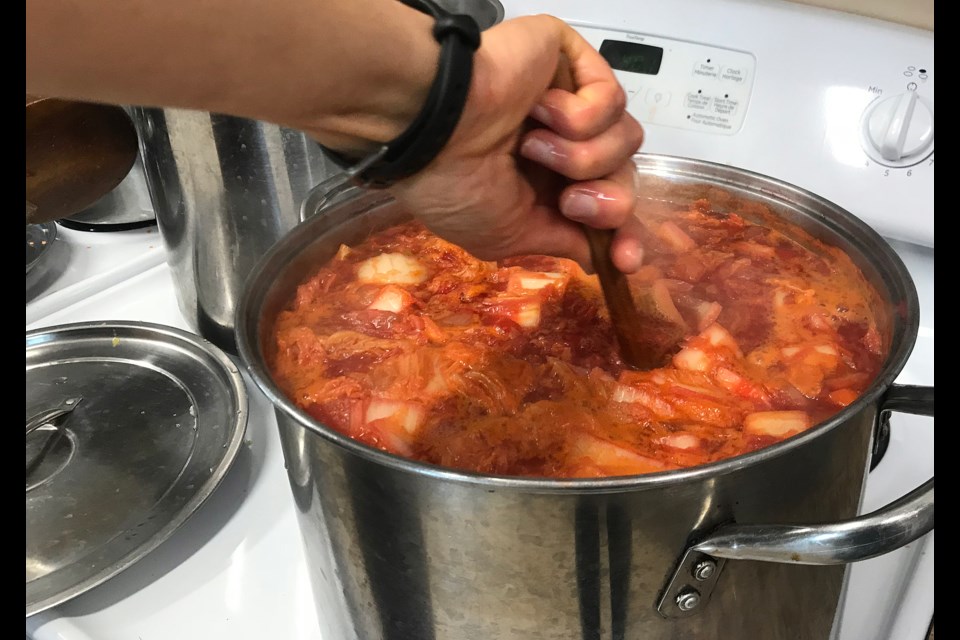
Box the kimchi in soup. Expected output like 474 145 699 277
268 198 887 478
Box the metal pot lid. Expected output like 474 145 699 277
26 222 57 273
57 208 157 232
25 321 248 617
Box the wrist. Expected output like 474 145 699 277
316 1 482 187
304 4 440 157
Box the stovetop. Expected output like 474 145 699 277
27 259 322 639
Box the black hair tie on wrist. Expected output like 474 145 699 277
318 0 481 188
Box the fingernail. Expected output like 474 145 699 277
520 137 558 165
564 191 599 220
530 104 552 126
618 244 644 273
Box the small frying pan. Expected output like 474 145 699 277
25 95 139 225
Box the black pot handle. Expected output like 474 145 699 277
657 383 934 619
880 383 934 416
872 383 933 469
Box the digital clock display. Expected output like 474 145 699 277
599 40 664 76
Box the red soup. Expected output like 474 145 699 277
268 199 887 478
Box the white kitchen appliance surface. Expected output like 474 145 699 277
525 0 934 249
26 0 933 638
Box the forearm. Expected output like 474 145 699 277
25 0 439 154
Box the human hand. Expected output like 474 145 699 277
388 14 645 274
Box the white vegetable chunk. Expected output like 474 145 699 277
612 384 642 403
700 323 742 356
366 399 425 435
743 410 811 437
673 347 711 372
660 433 701 450
656 221 697 252
515 300 541 328
367 285 414 313
510 271 568 292
357 253 428 285
573 433 670 473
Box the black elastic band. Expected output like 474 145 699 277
318 0 480 187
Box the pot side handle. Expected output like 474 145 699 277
692 384 933 565
657 383 933 618
693 477 932 565
299 149 388 222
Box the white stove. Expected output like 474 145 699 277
26 0 933 638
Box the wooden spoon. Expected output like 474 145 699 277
26 95 139 225
551 57 684 370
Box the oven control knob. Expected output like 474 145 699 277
860 90 934 167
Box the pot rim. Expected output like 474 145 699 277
237 153 920 494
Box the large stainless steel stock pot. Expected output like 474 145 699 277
237 154 934 639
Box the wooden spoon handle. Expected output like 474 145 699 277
552 55 659 369
582 226 659 368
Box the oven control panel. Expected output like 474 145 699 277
575 26 756 135
545 9 934 248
